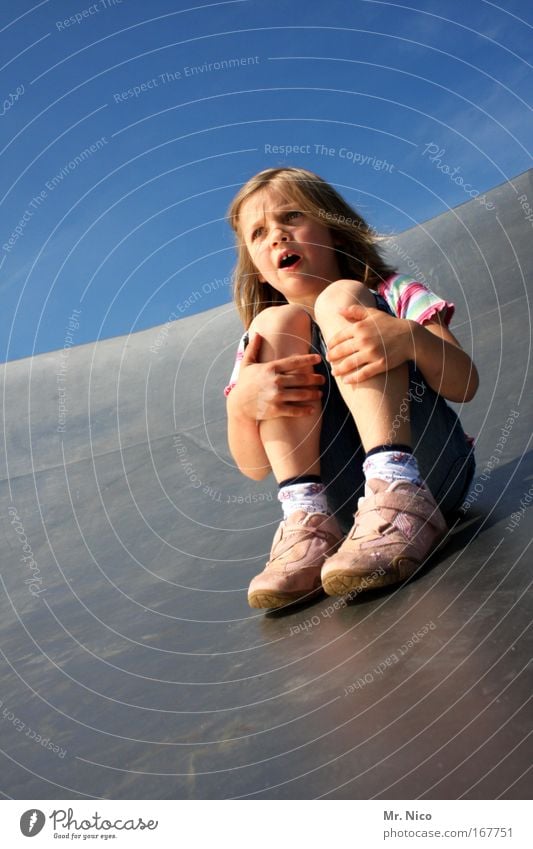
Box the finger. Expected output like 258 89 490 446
326 339 358 363
326 327 357 352
342 359 387 384
257 401 320 420
277 388 323 403
338 304 368 321
241 332 262 364
275 403 322 417
331 352 366 376
278 372 326 387
273 352 322 373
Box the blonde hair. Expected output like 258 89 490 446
227 167 397 329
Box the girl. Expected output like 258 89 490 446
224 167 477 609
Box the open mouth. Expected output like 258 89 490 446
278 252 301 269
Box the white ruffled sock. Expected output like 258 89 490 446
277 477 330 520
362 448 424 494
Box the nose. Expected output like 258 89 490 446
270 227 288 247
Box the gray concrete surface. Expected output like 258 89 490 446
1 170 531 799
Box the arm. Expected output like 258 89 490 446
408 312 479 402
326 305 479 403
226 332 324 480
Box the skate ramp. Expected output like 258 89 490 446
1 170 531 799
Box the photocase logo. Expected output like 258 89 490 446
20 809 46 837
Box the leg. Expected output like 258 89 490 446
314 280 411 450
249 304 322 482
314 282 447 595
246 305 344 609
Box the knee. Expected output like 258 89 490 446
314 279 374 325
249 304 312 340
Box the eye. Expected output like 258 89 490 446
286 210 301 221
251 226 264 241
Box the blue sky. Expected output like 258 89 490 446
1 0 531 361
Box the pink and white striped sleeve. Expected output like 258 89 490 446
378 274 455 325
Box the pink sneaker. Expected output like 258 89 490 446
321 479 448 596
247 510 344 609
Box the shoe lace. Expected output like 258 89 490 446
284 525 328 543
268 523 329 565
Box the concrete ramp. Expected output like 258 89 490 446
1 171 531 799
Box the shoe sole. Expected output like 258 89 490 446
248 586 322 610
322 556 419 596
322 527 450 596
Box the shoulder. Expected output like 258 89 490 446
321 278 375 296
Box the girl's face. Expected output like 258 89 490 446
238 186 342 310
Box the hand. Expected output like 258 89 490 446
326 304 414 383
231 332 325 421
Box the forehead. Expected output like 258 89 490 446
239 185 298 226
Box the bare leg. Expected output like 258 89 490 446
245 306 348 610
314 280 411 450
249 305 322 482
